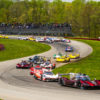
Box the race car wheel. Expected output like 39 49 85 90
61 79 65 86
78 83 85 90
34 75 37 80
16 66 18 69
40 75 43 81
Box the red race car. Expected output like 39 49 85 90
30 65 41 75
33 66 43 80
58 73 100 89
16 60 32 69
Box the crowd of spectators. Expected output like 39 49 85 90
0 23 71 30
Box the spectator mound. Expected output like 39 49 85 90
0 44 4 51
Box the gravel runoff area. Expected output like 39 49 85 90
0 40 99 100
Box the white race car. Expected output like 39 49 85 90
41 71 58 82
17 37 28 40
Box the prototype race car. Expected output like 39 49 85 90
68 53 80 59
58 73 100 89
33 66 43 80
30 65 41 75
65 46 73 52
41 71 58 82
16 60 32 69
56 56 70 62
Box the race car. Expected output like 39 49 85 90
66 39 71 43
68 53 80 59
53 52 62 59
40 61 56 69
65 46 73 52
33 66 43 80
41 71 58 82
58 73 100 89
29 56 44 64
28 37 35 41
30 65 41 75
29 56 51 65
36 37 45 42
16 60 32 69
56 56 70 62
17 37 28 40
0 35 8 39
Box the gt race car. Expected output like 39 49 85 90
16 60 32 69
28 37 36 41
68 53 80 59
41 71 58 82
65 46 73 52
56 56 70 62
0 35 8 39
58 73 100 89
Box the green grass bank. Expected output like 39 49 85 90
53 39 100 79
0 39 51 61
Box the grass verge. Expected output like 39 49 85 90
0 39 51 61
53 39 100 79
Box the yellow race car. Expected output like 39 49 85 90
0 35 8 39
68 53 80 59
56 56 70 62
28 37 35 41
0 35 3 38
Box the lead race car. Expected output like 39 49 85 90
58 73 100 89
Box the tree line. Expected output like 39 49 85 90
0 0 100 38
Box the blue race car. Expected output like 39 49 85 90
65 46 73 52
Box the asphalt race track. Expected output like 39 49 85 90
0 40 100 100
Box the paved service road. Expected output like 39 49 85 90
0 40 99 100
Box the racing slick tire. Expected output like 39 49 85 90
78 83 85 90
40 75 43 81
34 75 37 80
16 66 19 69
59 79 65 86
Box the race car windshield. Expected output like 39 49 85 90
80 76 90 81
45 72 53 75
35 68 42 70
